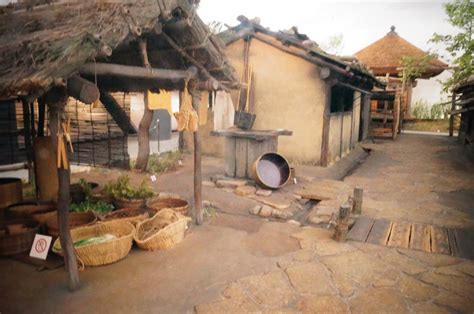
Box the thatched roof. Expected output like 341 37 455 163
354 26 447 78
0 0 237 99
219 16 384 90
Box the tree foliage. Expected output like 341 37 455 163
321 34 344 55
431 0 473 92
400 53 436 83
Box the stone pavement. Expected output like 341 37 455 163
195 226 474 313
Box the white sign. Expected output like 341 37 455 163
29 234 52 260
150 175 157 182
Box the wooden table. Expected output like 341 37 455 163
211 128 292 178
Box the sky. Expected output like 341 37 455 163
197 0 458 63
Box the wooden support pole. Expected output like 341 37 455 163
320 82 333 167
37 97 46 137
48 101 80 291
21 100 34 184
66 75 100 104
190 82 203 225
449 92 456 137
135 92 153 171
335 202 351 242
353 187 363 215
392 94 400 140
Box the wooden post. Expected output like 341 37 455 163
21 100 34 184
320 82 333 167
353 187 363 215
449 92 456 137
392 93 400 140
135 92 153 171
190 82 203 225
335 202 351 242
38 97 46 137
48 98 80 291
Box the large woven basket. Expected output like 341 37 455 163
0 219 40 256
103 208 149 226
5 202 56 220
45 211 97 238
146 196 189 216
53 220 135 267
134 209 189 251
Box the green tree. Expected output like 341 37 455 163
431 0 473 92
400 53 436 83
321 34 344 55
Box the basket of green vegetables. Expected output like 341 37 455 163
52 220 135 267
104 175 154 210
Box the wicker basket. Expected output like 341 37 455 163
146 196 189 216
103 208 149 226
45 211 97 238
114 198 146 210
5 202 56 220
52 220 135 267
0 219 40 256
134 209 189 251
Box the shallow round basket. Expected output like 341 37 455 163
103 208 149 226
252 152 291 189
114 198 146 210
146 196 189 216
52 220 135 267
5 202 56 220
45 211 97 238
0 219 40 256
134 209 189 251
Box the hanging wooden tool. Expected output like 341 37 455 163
234 37 256 130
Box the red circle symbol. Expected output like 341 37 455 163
35 238 47 253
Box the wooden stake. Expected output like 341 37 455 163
48 102 80 291
190 83 203 225
335 202 351 242
21 99 34 184
353 187 363 215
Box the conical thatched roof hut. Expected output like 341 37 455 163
355 26 447 78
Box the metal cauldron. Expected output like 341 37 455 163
252 152 290 189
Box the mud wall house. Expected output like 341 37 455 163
192 17 383 166
354 26 447 119
0 0 236 288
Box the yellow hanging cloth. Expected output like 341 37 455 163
199 92 209 126
147 90 172 114
174 85 199 132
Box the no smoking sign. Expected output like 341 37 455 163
30 234 52 260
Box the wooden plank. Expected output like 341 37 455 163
387 221 411 249
246 140 261 179
454 228 474 259
431 226 450 255
224 137 236 177
447 229 459 257
347 217 374 242
235 138 248 178
409 223 431 252
366 219 392 246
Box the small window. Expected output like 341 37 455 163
330 85 354 113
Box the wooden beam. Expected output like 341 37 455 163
99 91 137 134
48 102 80 291
449 92 456 137
21 100 34 184
79 63 198 81
66 75 100 104
190 83 203 225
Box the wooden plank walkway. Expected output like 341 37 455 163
348 217 474 260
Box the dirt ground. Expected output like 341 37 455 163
1 133 473 313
